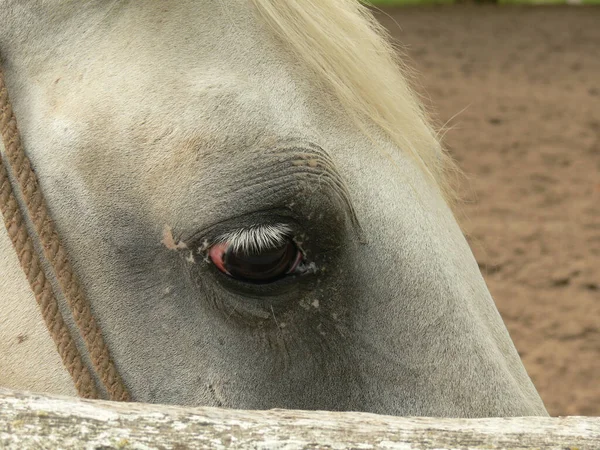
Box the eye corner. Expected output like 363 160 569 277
208 242 230 275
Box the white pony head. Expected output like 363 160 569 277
0 0 546 417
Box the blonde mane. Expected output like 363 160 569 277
250 0 458 202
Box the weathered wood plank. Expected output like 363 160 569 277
0 388 598 449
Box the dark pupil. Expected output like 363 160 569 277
224 241 297 283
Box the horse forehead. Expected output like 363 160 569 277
42 65 297 170
15 0 345 213
7 0 323 181
47 67 273 127
40 75 321 222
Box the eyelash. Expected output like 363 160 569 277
215 223 293 255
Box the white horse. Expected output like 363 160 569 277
0 0 547 417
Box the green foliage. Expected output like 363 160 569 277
364 0 455 4
366 0 600 4
499 0 600 3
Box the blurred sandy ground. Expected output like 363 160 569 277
376 5 600 416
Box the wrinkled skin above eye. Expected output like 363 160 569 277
209 240 302 283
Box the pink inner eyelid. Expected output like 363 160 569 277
287 249 303 274
208 243 230 275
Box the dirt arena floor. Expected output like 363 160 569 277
376 6 599 416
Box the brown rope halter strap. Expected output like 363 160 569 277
0 65 129 401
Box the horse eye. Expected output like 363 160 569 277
208 240 302 283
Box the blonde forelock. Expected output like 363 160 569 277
250 0 459 203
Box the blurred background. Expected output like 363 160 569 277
368 3 599 416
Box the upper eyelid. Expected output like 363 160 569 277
215 223 293 254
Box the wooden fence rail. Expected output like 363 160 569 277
1 388 599 449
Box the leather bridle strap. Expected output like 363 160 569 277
0 65 129 401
